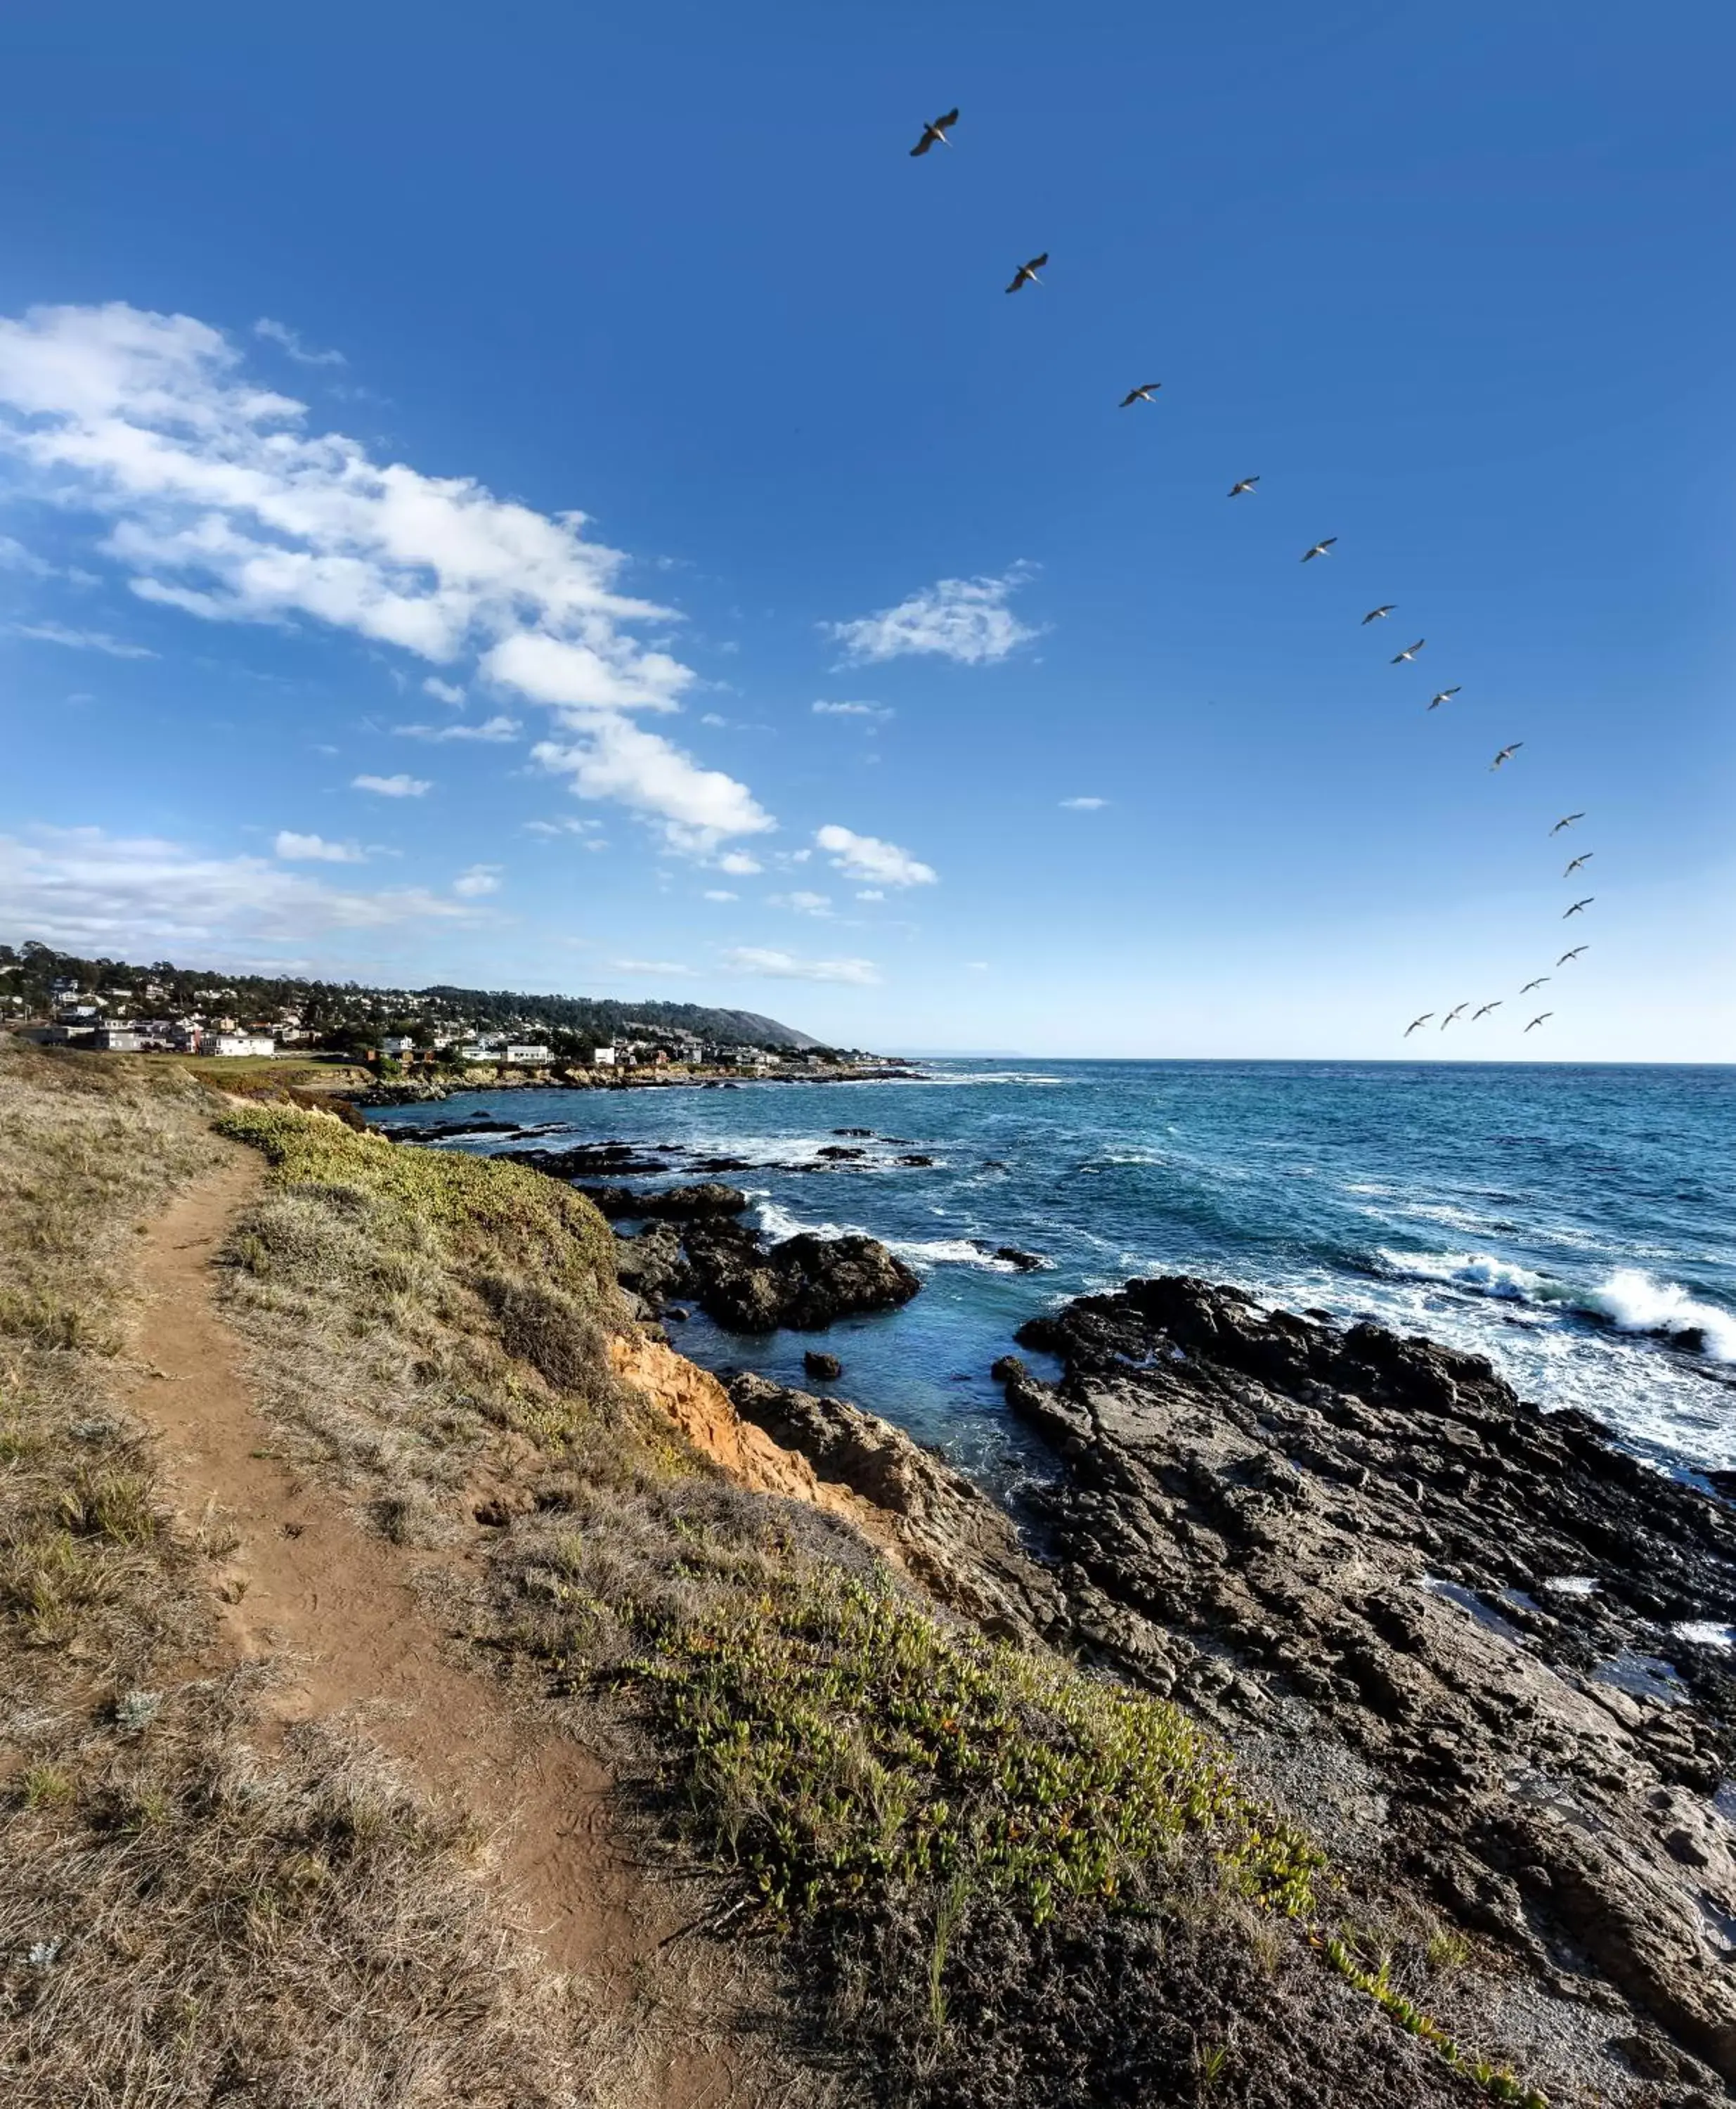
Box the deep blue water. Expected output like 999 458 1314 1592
371 1061 1736 1488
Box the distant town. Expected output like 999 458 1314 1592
0 940 880 1079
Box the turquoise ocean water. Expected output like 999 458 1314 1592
373 1061 1735 1490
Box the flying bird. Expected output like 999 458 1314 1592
1119 382 1161 407
1404 1013 1434 1036
1427 688 1461 710
1563 852 1593 875
1441 1003 1470 1028
1301 537 1337 562
1005 252 1048 293
1362 605 1395 624
1520 976 1550 994
1490 743 1523 770
909 108 959 155
1524 1014 1553 1033
1550 813 1585 835
1557 945 1588 965
1228 476 1260 497
1563 896 1594 918
1390 639 1426 664
1473 1001 1502 1020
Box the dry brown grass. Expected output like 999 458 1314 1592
0 1040 600 2107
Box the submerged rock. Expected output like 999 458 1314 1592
803 1350 843 1381
997 1274 1736 2089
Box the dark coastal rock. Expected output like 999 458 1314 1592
817 1144 866 1161
611 1222 687 1305
803 1350 843 1382
896 1154 935 1167
682 1221 920 1333
576 1180 749 1221
727 1372 1063 1640
997 1274 1736 2089
993 1245 1048 1271
502 1141 673 1178
833 1127 874 1137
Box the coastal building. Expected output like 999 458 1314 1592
589 1044 618 1067
203 1031 276 1057
379 1034 417 1057
92 1025 145 1052
502 1043 552 1064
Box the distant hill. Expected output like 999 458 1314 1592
0 941 827 1051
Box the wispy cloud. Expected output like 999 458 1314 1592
453 864 501 896
827 565 1038 666
0 824 480 954
351 773 430 798
0 302 773 851
722 946 879 986
393 714 520 742
12 620 156 658
812 699 893 719
715 850 763 876
252 316 346 367
1060 796 1108 811
703 889 737 901
611 958 696 976
274 830 365 864
768 889 832 917
815 823 936 889
422 676 465 704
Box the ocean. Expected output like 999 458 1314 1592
370 1060 1736 1491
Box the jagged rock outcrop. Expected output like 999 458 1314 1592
576 1180 749 1221
998 1275 1736 2091
611 1222 687 1303
681 1221 920 1332
728 1372 1065 1640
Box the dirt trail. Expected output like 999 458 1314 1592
125 1154 741 2101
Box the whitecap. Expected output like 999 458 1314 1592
1541 1575 1600 1597
1671 1621 1736 1651
1581 1270 1736 1362
751 1199 1019 1271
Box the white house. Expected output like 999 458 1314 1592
503 1043 552 1065
379 1034 417 1057
204 1032 276 1057
588 1043 618 1067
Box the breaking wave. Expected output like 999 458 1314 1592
1377 1250 1736 1361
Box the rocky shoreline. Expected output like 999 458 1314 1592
349 1061 919 1108
376 1113 1736 2102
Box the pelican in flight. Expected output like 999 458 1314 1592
1119 382 1161 407
1520 976 1550 994
1563 852 1593 875
1390 638 1426 664
1550 812 1585 834
1301 536 1337 562
1228 476 1259 497
1005 252 1048 293
1427 687 1461 710
1524 1013 1553 1033
1563 896 1594 918
1441 1002 1469 1028
1362 605 1395 625
1490 742 1523 770
1557 945 1588 965
909 109 959 155
1404 1012 1434 1036
1473 1001 1502 1020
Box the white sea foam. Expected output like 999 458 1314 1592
1581 1270 1736 1362
751 1200 1018 1270
1378 1249 1547 1301
1671 1621 1736 1651
1540 1575 1600 1597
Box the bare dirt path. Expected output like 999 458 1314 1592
124 1152 749 2105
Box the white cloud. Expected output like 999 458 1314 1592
827 566 1038 666
1061 796 1108 811
815 823 937 889
702 888 737 901
856 889 885 901
274 830 365 863
533 718 772 853
352 772 429 797
0 534 59 578
422 675 465 704
0 824 479 953
769 889 832 917
966 961 990 973
0 302 772 846
523 816 600 837
12 620 155 658
812 699 893 719
393 714 520 742
611 958 695 976
253 317 346 367
716 850 763 876
453 864 501 896
700 711 729 727
722 946 880 986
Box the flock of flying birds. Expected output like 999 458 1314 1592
910 105 1598 1045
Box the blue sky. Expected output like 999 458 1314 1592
0 0 1731 1057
